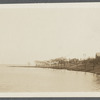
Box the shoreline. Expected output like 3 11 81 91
10 64 100 75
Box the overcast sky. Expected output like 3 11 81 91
0 4 100 64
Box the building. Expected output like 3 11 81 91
96 52 100 64
96 52 100 58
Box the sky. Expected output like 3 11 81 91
0 4 100 65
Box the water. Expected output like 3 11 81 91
0 65 100 92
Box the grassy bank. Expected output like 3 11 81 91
64 64 100 75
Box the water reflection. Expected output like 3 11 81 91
93 74 100 91
0 66 100 92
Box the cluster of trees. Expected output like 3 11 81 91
35 57 67 67
35 55 100 70
35 57 80 68
81 56 100 70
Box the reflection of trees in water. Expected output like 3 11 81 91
93 75 100 91
95 75 100 84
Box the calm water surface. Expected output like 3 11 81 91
0 65 100 92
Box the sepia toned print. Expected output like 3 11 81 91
0 3 100 93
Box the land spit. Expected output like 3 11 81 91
10 64 100 75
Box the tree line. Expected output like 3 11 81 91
35 55 100 70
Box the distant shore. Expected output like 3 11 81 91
10 64 100 75
35 64 100 75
